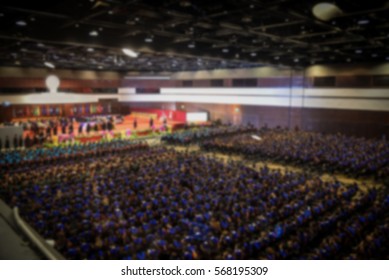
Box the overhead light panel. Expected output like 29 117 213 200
16 20 27 26
122 48 138 58
188 42 195 48
357 19 370 25
145 35 153 43
89 30 98 36
44 61 55 69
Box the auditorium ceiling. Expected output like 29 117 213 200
0 0 388 72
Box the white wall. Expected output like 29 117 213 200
1 87 388 112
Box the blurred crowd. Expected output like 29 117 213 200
161 125 256 145
201 127 389 182
1 142 388 260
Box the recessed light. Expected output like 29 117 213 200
250 52 257 57
37 43 45 48
108 10 114 15
44 61 55 69
122 48 138 58
274 56 280 60
222 48 229 53
188 42 195 48
16 20 27 26
357 19 370 25
87 48 94 52
294 58 299 62
145 36 153 43
355 49 362 54
89 30 98 36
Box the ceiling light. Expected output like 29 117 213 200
44 61 55 69
145 35 153 43
355 49 362 54
122 48 138 57
222 48 229 53
16 20 27 26
188 42 195 48
357 19 370 25
37 43 45 48
180 1 191 7
242 16 252 23
250 52 257 57
274 56 280 60
312 3 343 21
294 58 299 62
87 48 94 52
89 30 98 36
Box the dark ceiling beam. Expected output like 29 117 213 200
252 20 305 30
3 6 70 20
289 30 338 39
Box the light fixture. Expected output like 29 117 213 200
274 56 280 60
122 48 138 57
188 42 195 48
180 1 191 7
250 52 257 57
355 49 362 54
145 35 153 43
222 48 229 53
312 3 343 21
294 58 299 62
44 61 55 69
357 19 370 25
87 48 94 52
16 20 27 26
89 30 98 36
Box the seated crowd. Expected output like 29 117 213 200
1 142 388 260
161 125 256 145
200 127 389 180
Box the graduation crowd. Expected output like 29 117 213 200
161 125 256 145
201 127 389 181
1 140 388 260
